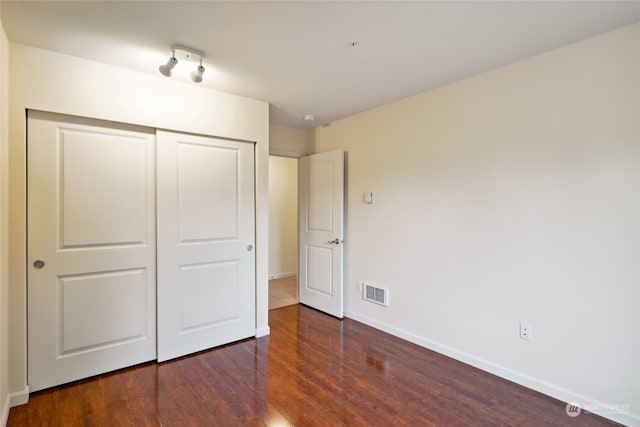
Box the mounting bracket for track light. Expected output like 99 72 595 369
171 45 204 63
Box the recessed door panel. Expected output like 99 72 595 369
306 246 333 296
177 143 239 242
60 129 148 247
60 269 147 354
179 261 239 331
308 161 333 232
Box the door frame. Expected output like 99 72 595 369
9 68 270 403
267 154 300 308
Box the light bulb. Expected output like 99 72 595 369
191 64 205 83
159 56 178 77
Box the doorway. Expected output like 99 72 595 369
268 155 298 310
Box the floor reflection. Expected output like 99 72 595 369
9 304 615 426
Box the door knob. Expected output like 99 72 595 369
33 260 46 269
327 238 342 245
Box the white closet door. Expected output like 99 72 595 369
157 131 256 362
27 111 157 391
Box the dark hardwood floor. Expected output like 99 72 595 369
8 304 619 426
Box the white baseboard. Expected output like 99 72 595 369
9 388 29 408
344 310 639 427
255 326 270 338
1 395 8 427
2 387 29 427
268 272 296 280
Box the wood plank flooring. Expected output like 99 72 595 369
8 304 620 426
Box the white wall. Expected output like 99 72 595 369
7 44 270 405
0 10 10 427
313 24 639 426
268 156 298 278
269 124 311 157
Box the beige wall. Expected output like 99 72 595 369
313 24 639 426
0 10 9 426
269 124 310 157
7 44 270 406
268 156 298 278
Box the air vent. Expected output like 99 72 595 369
363 283 389 307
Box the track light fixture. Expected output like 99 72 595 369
191 59 205 83
158 51 178 77
159 46 206 83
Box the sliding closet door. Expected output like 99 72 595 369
27 111 157 391
156 131 256 362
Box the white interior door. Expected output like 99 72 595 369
298 149 344 318
157 131 256 362
27 111 157 392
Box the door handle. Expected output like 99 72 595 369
327 238 343 245
33 260 46 269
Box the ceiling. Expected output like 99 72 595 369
1 1 639 129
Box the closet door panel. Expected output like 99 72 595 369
27 111 156 391
157 131 256 362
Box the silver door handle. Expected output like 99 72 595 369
328 238 343 245
33 260 46 269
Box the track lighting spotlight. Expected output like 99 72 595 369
159 46 206 83
191 60 205 83
158 52 178 77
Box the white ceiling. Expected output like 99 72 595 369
1 1 639 129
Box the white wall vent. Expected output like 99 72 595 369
363 283 389 307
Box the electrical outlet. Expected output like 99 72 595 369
520 322 532 340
